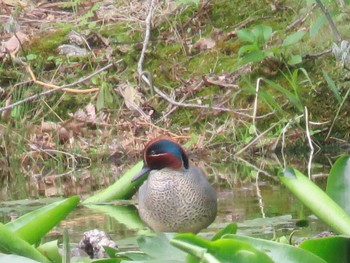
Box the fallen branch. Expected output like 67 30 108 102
25 63 100 93
0 61 119 114
136 0 258 118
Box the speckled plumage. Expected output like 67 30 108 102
138 166 217 233
133 137 217 233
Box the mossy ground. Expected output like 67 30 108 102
0 0 349 174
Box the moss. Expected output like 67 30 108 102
27 27 71 56
99 22 142 43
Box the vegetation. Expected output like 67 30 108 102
1 155 350 262
1 0 350 173
1 0 350 262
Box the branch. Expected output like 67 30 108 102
137 0 156 76
136 0 263 118
0 61 119 114
315 0 342 42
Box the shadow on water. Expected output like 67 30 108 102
0 147 345 249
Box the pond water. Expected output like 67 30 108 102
0 151 335 251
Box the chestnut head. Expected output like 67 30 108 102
132 137 189 182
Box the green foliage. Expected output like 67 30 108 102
326 155 350 215
225 235 326 263
172 233 274 263
3 155 350 262
322 70 342 103
237 24 306 66
6 196 80 244
237 25 273 64
82 161 144 203
279 167 350 235
299 236 350 263
0 223 50 262
96 81 116 111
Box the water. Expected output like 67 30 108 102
0 153 333 249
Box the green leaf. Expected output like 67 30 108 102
211 223 237 241
83 161 144 203
138 233 187 261
6 196 80 245
85 205 146 230
299 236 350 263
237 29 256 43
26 54 37 61
282 31 306 47
279 167 350 235
322 70 342 103
171 233 274 263
326 155 350 214
0 223 50 262
238 44 259 56
0 255 41 263
37 240 62 263
264 79 303 112
252 25 272 43
287 55 302 65
225 235 326 263
97 86 106 111
240 50 267 64
310 14 327 37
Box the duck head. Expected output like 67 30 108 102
132 137 189 182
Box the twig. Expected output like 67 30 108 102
280 114 304 168
286 4 316 31
0 62 118 114
304 106 314 179
136 0 254 117
315 0 342 42
25 63 100 93
137 0 156 76
325 86 350 140
252 78 263 137
302 48 332 60
234 120 283 156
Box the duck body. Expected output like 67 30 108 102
133 137 217 233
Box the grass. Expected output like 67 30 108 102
0 0 350 191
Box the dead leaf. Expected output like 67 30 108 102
58 44 89 57
119 83 143 110
72 103 97 123
3 0 27 7
192 37 216 51
1 31 28 56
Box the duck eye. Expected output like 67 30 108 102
150 150 157 155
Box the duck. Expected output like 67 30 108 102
132 137 217 233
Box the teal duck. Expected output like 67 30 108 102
132 137 217 233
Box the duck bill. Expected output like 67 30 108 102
131 164 151 182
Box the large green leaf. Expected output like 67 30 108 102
0 223 49 262
279 168 350 235
6 196 80 245
326 155 350 215
171 233 273 263
37 240 62 263
299 236 350 263
237 29 256 43
0 255 41 263
83 161 144 203
225 234 326 263
138 233 187 262
211 223 237 241
85 204 146 230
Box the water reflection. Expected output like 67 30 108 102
0 154 333 247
